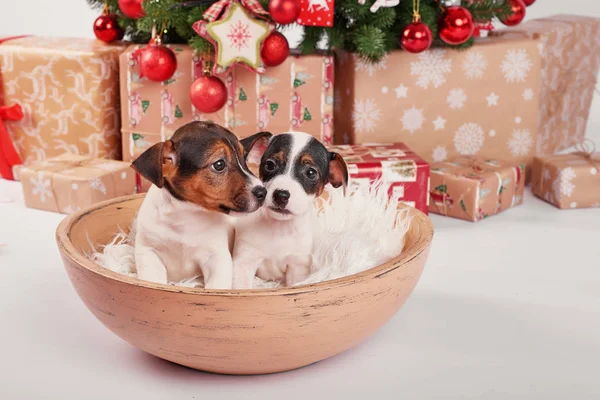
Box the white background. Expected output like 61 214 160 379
1 1 600 399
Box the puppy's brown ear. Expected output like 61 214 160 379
240 131 273 161
328 152 349 190
131 140 177 188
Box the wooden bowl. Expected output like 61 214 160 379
56 194 433 375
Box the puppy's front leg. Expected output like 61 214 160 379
285 255 312 287
201 252 233 290
135 247 168 284
232 258 261 289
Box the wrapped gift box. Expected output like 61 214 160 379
334 15 600 168
531 151 600 209
326 143 430 214
429 157 525 221
120 46 335 162
0 37 125 169
19 154 136 214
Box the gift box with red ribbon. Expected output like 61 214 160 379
326 143 430 214
0 36 126 180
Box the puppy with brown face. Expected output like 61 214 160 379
132 121 271 289
233 131 348 289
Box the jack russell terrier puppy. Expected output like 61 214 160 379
131 121 272 289
232 132 349 289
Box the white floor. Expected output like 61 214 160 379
2 169 600 399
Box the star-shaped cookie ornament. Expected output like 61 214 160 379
206 3 270 74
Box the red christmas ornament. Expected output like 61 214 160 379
93 14 123 43
261 31 290 67
439 6 474 45
500 0 526 26
269 0 301 25
523 0 535 5
138 44 177 82
190 75 228 114
400 21 433 53
118 0 145 19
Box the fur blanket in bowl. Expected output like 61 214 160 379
90 184 411 288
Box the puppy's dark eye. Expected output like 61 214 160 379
264 160 277 172
211 159 226 172
306 168 318 180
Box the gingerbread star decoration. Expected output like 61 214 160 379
205 3 270 74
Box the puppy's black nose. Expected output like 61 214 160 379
252 186 267 202
273 189 290 207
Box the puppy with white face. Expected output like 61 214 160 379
132 121 271 289
232 132 348 289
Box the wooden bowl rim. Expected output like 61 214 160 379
56 194 433 297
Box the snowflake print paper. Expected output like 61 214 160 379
522 88 534 101
205 3 270 73
297 0 335 27
353 98 381 133
508 129 533 156
447 88 467 110
454 123 484 155
552 167 576 200
89 178 107 195
401 106 425 134
354 54 387 77
501 49 532 83
30 172 53 203
462 51 488 79
410 49 452 89
432 146 448 162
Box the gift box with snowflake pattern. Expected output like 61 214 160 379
0 37 125 168
429 157 525 222
333 15 600 170
531 152 600 210
18 154 136 214
120 46 334 162
325 143 430 214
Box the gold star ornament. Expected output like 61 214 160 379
207 3 271 73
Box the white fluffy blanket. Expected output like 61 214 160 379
90 184 411 288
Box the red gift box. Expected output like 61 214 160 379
327 143 430 214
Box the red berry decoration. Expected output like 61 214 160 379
138 44 177 82
93 14 123 43
439 6 474 45
500 0 526 26
118 0 145 19
523 0 535 5
269 0 301 25
190 75 228 114
261 31 290 67
400 21 433 54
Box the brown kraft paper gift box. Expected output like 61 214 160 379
334 15 600 169
0 37 125 165
19 154 136 214
531 149 600 209
120 46 334 161
429 157 526 222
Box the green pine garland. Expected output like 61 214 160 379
86 0 513 62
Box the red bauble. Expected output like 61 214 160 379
139 45 177 82
439 6 474 45
190 76 228 114
93 14 123 43
500 0 526 26
261 31 290 67
523 0 535 5
118 0 145 19
400 21 433 54
269 0 301 25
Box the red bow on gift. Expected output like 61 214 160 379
203 0 267 22
0 104 24 180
